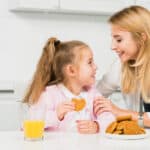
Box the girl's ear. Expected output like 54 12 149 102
65 64 76 77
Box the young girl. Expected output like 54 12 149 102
23 37 115 134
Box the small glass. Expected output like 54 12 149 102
135 86 144 127
21 103 45 141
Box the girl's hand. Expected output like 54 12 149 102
76 120 99 134
56 101 75 121
93 96 120 116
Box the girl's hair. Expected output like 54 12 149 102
109 6 150 102
23 37 88 104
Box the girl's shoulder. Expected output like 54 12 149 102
39 84 61 101
85 85 101 97
45 84 58 92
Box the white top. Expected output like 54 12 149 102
96 60 141 112
1 131 150 150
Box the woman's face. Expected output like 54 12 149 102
111 25 139 62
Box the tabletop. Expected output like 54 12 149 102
1 130 150 150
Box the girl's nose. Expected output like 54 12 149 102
94 63 97 71
111 40 117 51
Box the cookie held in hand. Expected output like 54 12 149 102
72 98 86 111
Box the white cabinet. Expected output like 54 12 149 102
60 0 135 15
0 82 27 130
135 0 150 10
0 101 21 130
10 0 135 15
10 0 59 11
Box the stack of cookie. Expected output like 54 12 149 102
106 115 145 135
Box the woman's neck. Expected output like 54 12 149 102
63 81 82 96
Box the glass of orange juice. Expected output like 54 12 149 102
22 104 45 141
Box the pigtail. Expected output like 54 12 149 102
23 37 59 104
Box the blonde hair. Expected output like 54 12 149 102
23 37 88 104
109 6 150 102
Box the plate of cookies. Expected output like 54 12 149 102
105 115 150 140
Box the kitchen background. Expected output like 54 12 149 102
0 0 149 130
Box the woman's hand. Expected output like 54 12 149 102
93 96 120 116
56 101 75 121
144 113 150 127
76 120 99 134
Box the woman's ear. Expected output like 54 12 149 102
141 32 147 42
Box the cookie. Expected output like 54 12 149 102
113 130 123 134
106 121 118 133
137 128 146 134
72 98 86 111
116 115 132 122
106 115 146 135
116 121 126 131
123 121 141 135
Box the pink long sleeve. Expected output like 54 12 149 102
29 86 61 130
28 84 116 132
91 87 116 133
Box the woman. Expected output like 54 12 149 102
94 5 150 126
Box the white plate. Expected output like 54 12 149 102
104 130 150 140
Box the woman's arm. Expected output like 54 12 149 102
93 96 138 118
96 60 121 97
93 97 150 127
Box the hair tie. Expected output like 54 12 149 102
54 40 60 47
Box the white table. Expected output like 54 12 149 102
1 131 150 150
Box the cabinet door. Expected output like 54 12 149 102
0 101 21 130
60 0 135 14
136 0 150 9
11 0 59 10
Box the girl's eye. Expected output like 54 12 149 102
117 39 122 42
88 59 93 65
88 61 92 64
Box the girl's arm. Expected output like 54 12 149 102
29 90 61 130
76 120 99 134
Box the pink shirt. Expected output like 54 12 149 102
29 84 115 133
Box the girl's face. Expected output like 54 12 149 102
75 47 97 87
111 25 139 62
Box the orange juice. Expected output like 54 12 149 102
24 120 45 140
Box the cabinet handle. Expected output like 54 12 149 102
0 90 14 93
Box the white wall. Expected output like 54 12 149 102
0 0 116 87
0 0 119 130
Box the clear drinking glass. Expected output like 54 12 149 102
135 86 144 127
21 103 45 141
